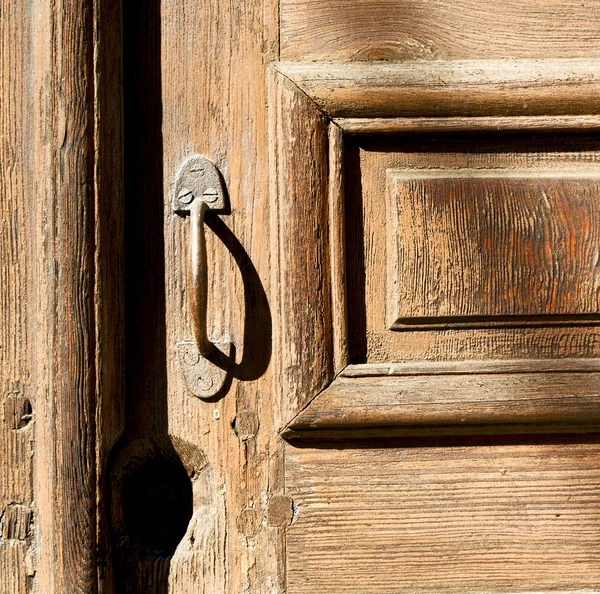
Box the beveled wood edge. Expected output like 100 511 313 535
336 115 600 134
281 423 600 442
342 359 600 377
270 61 600 435
269 66 336 427
283 363 600 441
328 122 349 375
275 59 600 118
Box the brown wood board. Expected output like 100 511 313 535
281 0 600 61
286 439 600 593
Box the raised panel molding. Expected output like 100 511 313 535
276 59 600 118
387 169 600 331
270 59 600 436
282 359 600 441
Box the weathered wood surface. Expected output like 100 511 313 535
286 439 600 593
284 371 600 440
388 172 600 328
1 4 34 593
33 0 97 588
337 115 600 135
94 0 126 589
163 0 284 588
4 0 600 591
342 358 600 377
347 135 600 363
281 0 600 61
271 68 335 421
30 0 124 592
328 123 349 375
276 60 600 118
110 0 285 591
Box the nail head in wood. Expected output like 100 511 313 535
267 495 294 528
233 410 259 440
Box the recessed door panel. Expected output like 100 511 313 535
346 133 600 363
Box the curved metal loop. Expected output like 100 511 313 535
173 155 228 357
189 199 212 355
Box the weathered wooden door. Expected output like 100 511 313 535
4 0 600 592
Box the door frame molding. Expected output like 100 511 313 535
269 59 600 440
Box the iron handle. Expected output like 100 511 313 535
173 155 228 356
189 199 212 355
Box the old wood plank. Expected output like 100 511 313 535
93 0 125 589
1 3 35 593
271 68 335 420
283 372 600 440
162 0 283 589
280 0 600 61
276 60 600 118
110 0 284 591
31 0 119 591
286 439 600 592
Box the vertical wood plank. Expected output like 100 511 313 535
31 0 123 591
93 0 125 590
0 3 35 593
111 0 284 591
161 0 285 588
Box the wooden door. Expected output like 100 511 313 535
4 1 600 593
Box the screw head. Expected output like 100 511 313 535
203 187 219 203
178 188 194 205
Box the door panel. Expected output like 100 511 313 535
345 134 600 363
272 50 600 594
388 173 600 326
286 438 600 593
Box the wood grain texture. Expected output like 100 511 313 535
0 3 35 592
280 0 600 61
337 115 600 135
35 0 98 586
388 172 600 329
346 134 600 363
31 0 124 591
276 60 600 118
284 371 600 440
271 68 335 420
93 0 125 589
286 439 600 592
110 0 283 591
329 123 349 374
342 358 600 377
